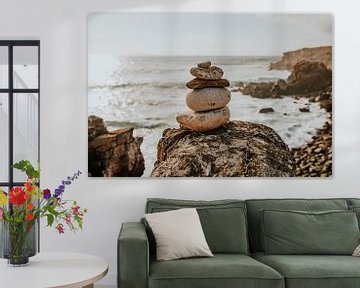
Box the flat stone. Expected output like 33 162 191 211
186 87 231 112
186 78 230 89
197 61 211 69
190 66 224 80
176 106 230 132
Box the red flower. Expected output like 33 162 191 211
24 193 31 200
9 187 26 205
26 214 33 221
26 203 34 210
72 205 80 215
56 223 65 234
25 182 33 192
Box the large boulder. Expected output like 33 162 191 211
151 121 294 177
270 46 332 71
279 61 332 95
88 115 145 177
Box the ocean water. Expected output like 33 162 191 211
88 56 328 177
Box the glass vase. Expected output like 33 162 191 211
0 220 37 266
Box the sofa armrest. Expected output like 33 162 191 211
118 222 149 288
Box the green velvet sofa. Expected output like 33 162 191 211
118 198 360 288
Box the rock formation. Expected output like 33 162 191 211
270 46 332 70
278 61 332 95
259 107 274 114
238 61 332 99
88 115 145 177
151 121 295 177
176 61 231 132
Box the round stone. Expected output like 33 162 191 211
197 61 211 69
176 106 231 132
186 78 230 89
190 66 224 80
186 87 231 112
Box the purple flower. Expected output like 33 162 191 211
54 189 63 199
43 189 51 200
54 171 82 199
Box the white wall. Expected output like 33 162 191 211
1 0 360 286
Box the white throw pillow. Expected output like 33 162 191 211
353 244 360 256
145 208 213 261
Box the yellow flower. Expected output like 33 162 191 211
0 190 7 206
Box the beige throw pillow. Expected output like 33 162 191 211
145 208 213 261
353 244 360 256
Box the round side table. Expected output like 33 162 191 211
0 252 108 288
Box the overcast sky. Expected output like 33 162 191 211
88 13 332 56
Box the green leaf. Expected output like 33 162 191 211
12 160 40 180
47 214 54 227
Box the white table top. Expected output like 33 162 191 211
0 252 108 288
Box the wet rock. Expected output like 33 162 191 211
151 121 294 177
176 106 230 132
88 116 145 177
190 66 224 80
259 107 274 114
299 107 310 112
237 82 279 98
186 87 231 112
320 99 332 112
186 78 230 89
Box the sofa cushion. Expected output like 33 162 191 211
246 198 349 252
149 254 284 288
261 209 359 255
145 208 213 261
146 198 248 254
347 198 360 207
252 252 360 288
349 205 360 228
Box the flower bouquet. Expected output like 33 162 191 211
0 160 87 266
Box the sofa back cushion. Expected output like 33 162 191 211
261 209 359 255
246 198 349 252
347 199 360 228
145 198 249 254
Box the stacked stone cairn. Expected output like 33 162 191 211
176 61 231 132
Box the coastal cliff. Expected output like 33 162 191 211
270 46 332 71
151 121 294 177
88 115 145 177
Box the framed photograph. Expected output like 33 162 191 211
88 13 332 178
